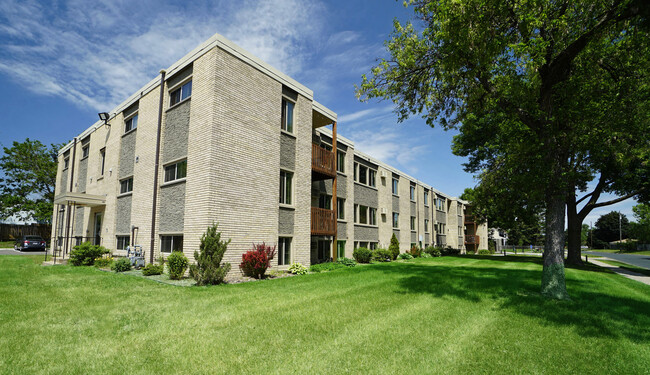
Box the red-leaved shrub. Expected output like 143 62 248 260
240 242 277 279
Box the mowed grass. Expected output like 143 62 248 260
1 255 649 374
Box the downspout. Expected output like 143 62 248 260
332 121 337 261
64 137 77 257
149 69 166 264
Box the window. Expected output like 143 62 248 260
369 242 377 250
353 163 357 181
424 191 429 206
64 157 69 170
337 198 345 220
281 98 294 133
120 177 133 194
318 194 331 209
170 80 192 106
425 219 429 232
100 148 106 176
116 235 130 250
436 197 446 211
393 212 399 228
124 114 138 133
437 223 446 233
369 170 376 187
337 151 345 173
369 208 377 225
411 216 416 231
354 204 357 223
278 237 291 265
358 165 367 184
392 178 399 195
359 205 368 224
279 170 293 205
410 185 415 201
161 235 183 253
81 145 89 159
337 240 345 259
164 160 187 183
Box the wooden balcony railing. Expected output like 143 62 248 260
312 144 336 178
311 207 336 236
465 235 480 245
464 215 476 224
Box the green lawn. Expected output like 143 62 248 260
588 248 650 256
1 255 649 374
0 240 14 248
599 259 650 277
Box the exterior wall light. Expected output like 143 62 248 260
98 112 110 127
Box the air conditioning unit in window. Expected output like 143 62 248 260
380 170 387 178
381 208 388 215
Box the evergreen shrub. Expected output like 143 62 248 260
190 223 232 285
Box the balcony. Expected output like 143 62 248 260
465 235 480 245
311 207 336 236
464 215 476 224
312 144 336 180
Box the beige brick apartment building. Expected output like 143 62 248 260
51 33 488 268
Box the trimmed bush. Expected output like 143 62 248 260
288 262 308 275
142 263 163 276
388 233 400 260
408 245 422 258
190 223 232 285
372 248 392 262
398 253 413 260
478 249 491 255
69 242 110 266
421 252 432 258
353 247 372 263
240 242 277 279
336 257 356 267
167 251 189 280
93 257 113 268
310 262 346 273
466 248 476 254
424 246 442 257
111 257 131 272
441 247 461 256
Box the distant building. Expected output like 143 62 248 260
52 33 488 269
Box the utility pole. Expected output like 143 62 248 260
590 221 593 249
619 213 622 243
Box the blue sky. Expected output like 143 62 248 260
0 0 638 225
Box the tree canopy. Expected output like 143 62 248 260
0 139 62 223
594 211 629 244
358 0 649 299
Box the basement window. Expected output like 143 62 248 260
161 235 183 253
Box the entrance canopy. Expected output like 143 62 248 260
54 192 106 207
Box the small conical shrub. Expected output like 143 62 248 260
389 233 400 260
189 223 231 285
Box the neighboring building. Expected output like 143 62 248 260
489 228 508 252
51 33 488 268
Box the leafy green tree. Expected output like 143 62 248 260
594 211 629 244
581 224 590 247
0 139 63 223
629 203 650 243
358 1 649 299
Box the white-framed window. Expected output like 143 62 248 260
116 235 130 250
369 208 377 225
411 216 416 231
410 185 416 201
170 80 192 106
63 157 69 170
278 237 291 265
425 219 429 232
81 145 89 159
164 160 187 183
124 114 138 133
424 191 429 206
120 177 133 194
393 212 399 228
100 148 106 176
337 151 345 173
279 170 293 205
392 178 399 195
337 198 345 220
436 197 446 211
161 235 183 253
281 98 294 133
354 162 377 188
359 205 368 224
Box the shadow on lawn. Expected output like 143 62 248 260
377 257 650 343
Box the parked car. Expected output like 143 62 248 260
14 235 47 251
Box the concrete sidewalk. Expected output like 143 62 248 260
586 257 650 286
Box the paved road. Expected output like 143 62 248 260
0 249 47 256
585 251 650 270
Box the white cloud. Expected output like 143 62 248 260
0 0 326 111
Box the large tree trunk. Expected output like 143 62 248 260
566 194 583 266
541 196 570 299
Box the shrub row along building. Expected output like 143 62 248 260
51 33 488 268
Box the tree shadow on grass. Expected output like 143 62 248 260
376 257 650 343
